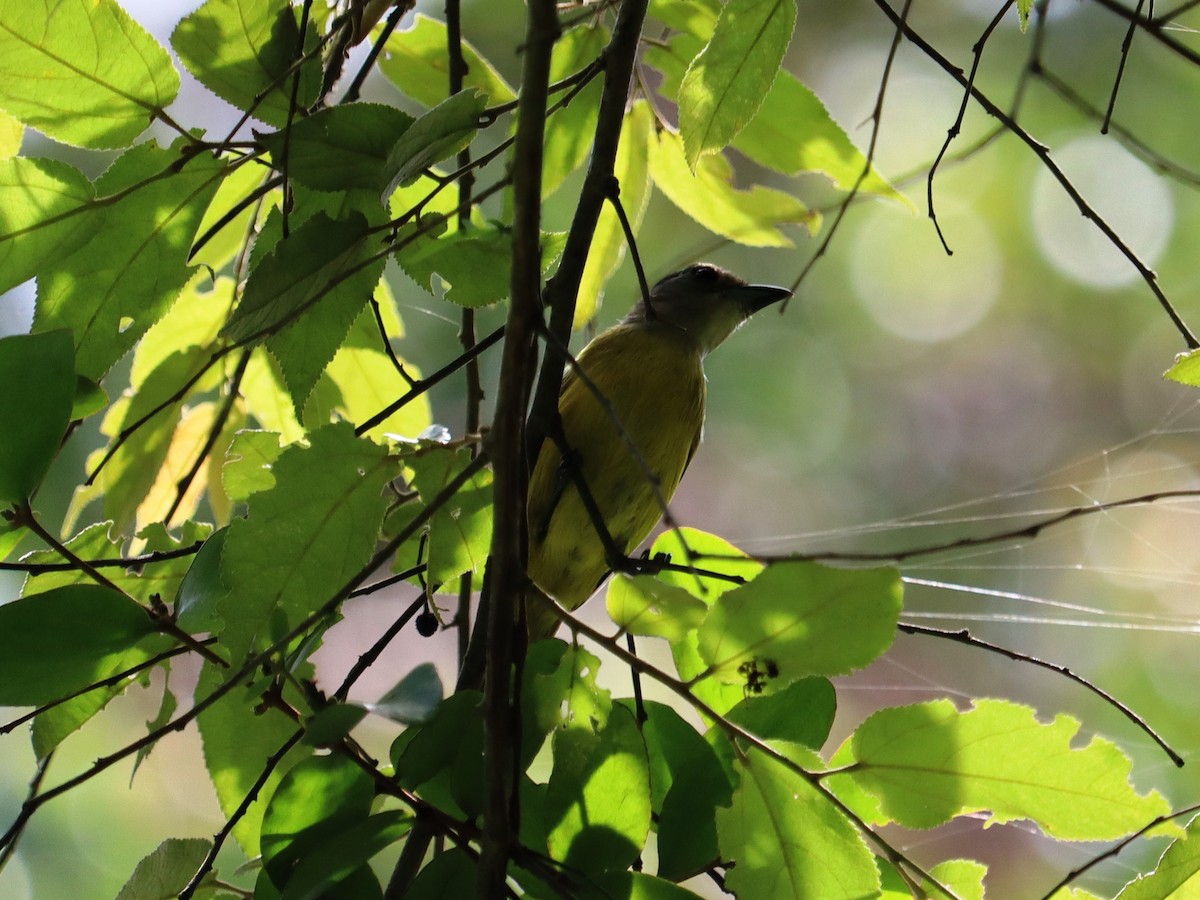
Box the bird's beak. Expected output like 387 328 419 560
736 283 792 315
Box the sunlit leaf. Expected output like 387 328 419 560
828 699 1172 840
649 128 816 246
724 677 837 750
172 0 320 128
0 0 179 148
34 142 226 380
378 13 515 107
606 574 707 640
0 330 73 502
1017 0 1034 30
1117 813 1200 898
679 0 795 168
880 857 987 900
696 561 901 687
576 99 653 326
541 24 607 198
733 71 908 205
718 742 880 899
0 157 96 295
0 108 21 157
546 702 651 875
408 446 493 585
1165 348 1200 387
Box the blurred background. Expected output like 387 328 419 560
3 0 1200 897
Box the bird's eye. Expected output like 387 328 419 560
692 264 718 282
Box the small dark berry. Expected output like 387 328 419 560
415 611 438 637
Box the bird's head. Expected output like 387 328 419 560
623 263 792 354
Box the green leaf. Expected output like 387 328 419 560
718 742 880 900
829 698 1173 840
71 375 107 420
1117 813 1200 898
0 157 96 295
259 103 415 195
383 89 485 195
575 99 653 326
541 24 607 198
216 423 396 659
589 873 704 899
724 677 837 750
0 108 21 157
364 662 443 725
262 754 375 887
176 527 228 633
302 703 367 747
197 662 311 858
114 837 214 900
223 211 375 346
0 0 179 148
378 13 515 107
393 690 485 820
0 584 156 706
679 0 795 168
880 857 988 900
733 71 908 205
221 430 283 502
0 330 73 502
696 561 902 686
279 811 408 900
406 849 476 900
172 0 320 128
638 701 732 882
546 702 652 875
649 128 816 246
606 574 707 640
408 446 493 585
1165 348 1200 387
1017 0 1034 30
34 142 227 380
398 223 512 308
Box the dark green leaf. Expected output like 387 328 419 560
365 662 443 724
0 330 74 502
71 375 107 420
405 848 476 900
216 423 396 659
176 527 228 633
114 837 213 900
0 0 179 148
0 584 156 706
258 104 415 195
383 89 485 195
302 703 368 746
171 0 320 128
408 446 493 584
279 811 409 900
392 690 485 820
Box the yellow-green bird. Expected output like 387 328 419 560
526 263 791 639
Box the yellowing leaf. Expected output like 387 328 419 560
649 129 816 247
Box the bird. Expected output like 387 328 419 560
525 262 791 639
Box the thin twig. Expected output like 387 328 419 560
1103 0 1147 132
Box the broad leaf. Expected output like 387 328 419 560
649 128 815 246
1165 348 1200 387
172 0 320 128
34 142 226 380
383 89 486 195
718 742 880 899
0 330 73 502
1117 813 1200 898
259 103 415 195
279 811 408 900
606 574 707 640
696 561 902 686
0 157 96 295
378 13 515 107
364 662 443 725
0 584 156 706
546 702 652 875
0 0 179 148
408 446 494 586
115 838 214 900
679 0 795 168
393 691 486 820
216 423 396 659
829 699 1172 840
0 109 21 157
541 24 607 198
